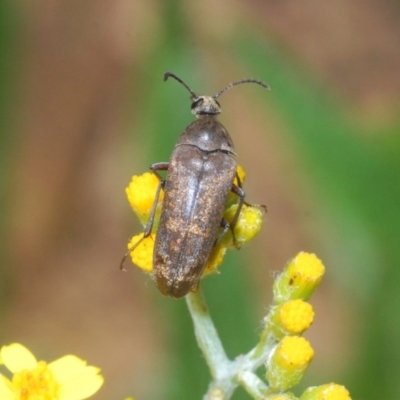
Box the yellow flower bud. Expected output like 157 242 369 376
300 383 351 400
268 299 315 337
128 233 155 273
266 336 314 391
221 204 264 248
273 252 325 304
126 173 163 228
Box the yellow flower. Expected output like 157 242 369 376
221 203 264 248
273 252 325 304
300 383 351 400
128 233 155 273
0 343 103 400
268 299 315 337
126 172 164 228
266 336 314 391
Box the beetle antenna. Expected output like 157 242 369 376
163 72 197 99
120 251 130 271
213 78 270 99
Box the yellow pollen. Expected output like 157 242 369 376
126 173 164 227
288 252 325 284
128 233 155 273
279 299 314 334
12 360 59 400
277 336 314 369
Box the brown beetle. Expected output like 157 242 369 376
128 72 269 298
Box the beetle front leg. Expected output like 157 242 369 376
143 162 170 236
140 162 169 237
120 178 165 270
120 163 169 271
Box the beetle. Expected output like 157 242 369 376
127 72 269 298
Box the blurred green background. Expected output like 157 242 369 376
1 1 399 399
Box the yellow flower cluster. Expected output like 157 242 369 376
125 166 264 278
262 253 351 398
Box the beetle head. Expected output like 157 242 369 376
191 96 221 116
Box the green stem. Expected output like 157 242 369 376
186 289 275 399
236 371 269 399
185 289 230 379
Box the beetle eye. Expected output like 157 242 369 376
191 98 204 109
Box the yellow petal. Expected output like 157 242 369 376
50 356 103 400
49 355 90 381
0 343 37 372
57 367 104 400
0 375 14 400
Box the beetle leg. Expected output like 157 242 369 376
143 162 170 236
235 171 267 210
120 239 144 271
120 165 168 271
214 218 231 246
138 162 169 240
120 180 165 270
237 170 268 210
150 162 169 181
143 179 165 237
230 184 245 249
